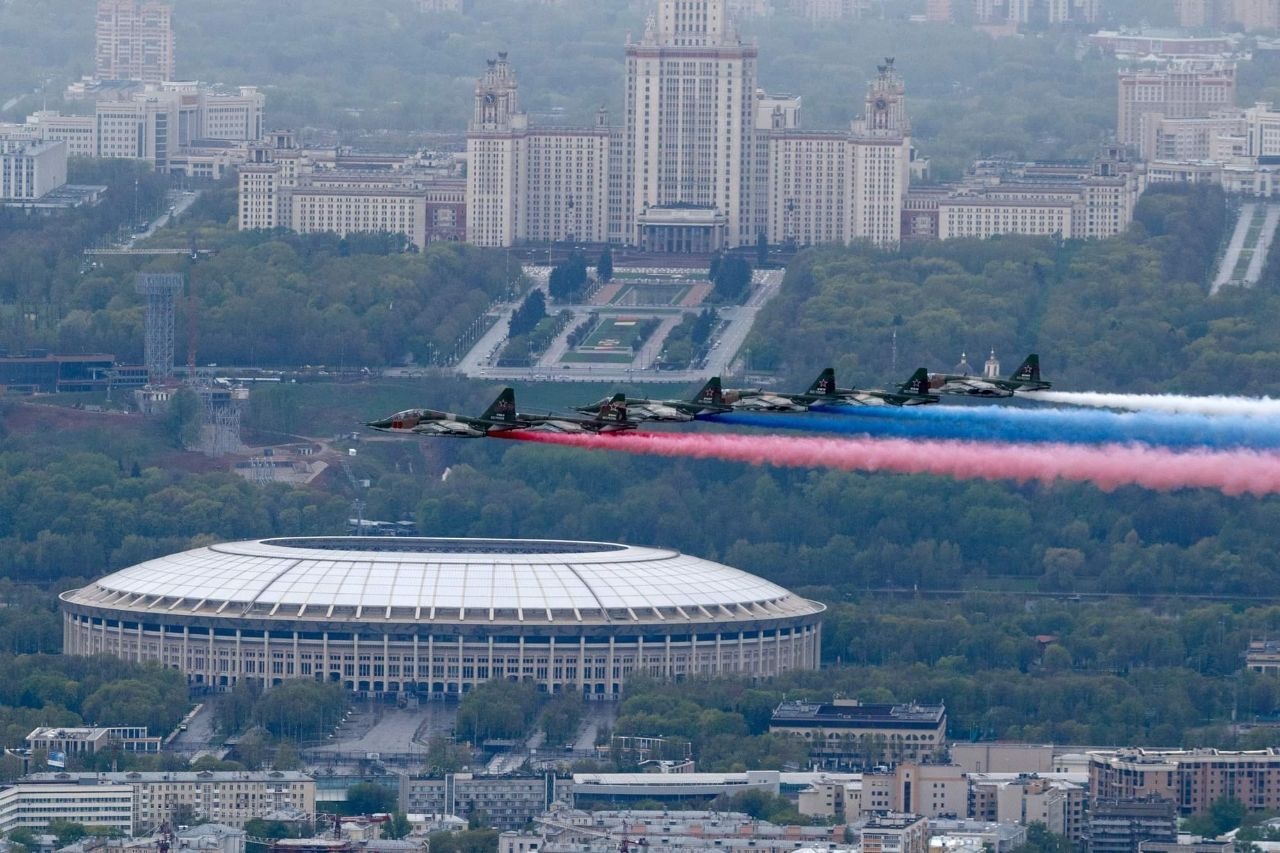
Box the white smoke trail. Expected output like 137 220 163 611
1021 390 1280 418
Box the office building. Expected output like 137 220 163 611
95 1 175 83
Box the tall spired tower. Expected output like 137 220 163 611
465 53 529 248
624 0 758 253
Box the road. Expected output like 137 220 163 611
456 267 786 384
308 701 457 757
168 701 219 754
1210 202 1279 294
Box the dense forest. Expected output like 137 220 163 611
0 175 524 367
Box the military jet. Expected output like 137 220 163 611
926 353 1050 398
365 388 521 438
512 387 636 434
367 387 634 437
573 393 696 423
802 367 939 407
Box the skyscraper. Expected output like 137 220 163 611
95 0 176 83
624 0 758 251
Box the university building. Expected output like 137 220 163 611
464 0 913 252
20 84 265 175
238 135 467 249
902 149 1145 242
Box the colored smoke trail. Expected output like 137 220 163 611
496 430 1280 496
720 403 1280 450
1022 390 1280 418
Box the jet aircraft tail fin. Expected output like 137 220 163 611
597 392 629 423
480 387 519 423
692 376 724 407
807 368 837 397
899 367 930 396
1010 354 1041 384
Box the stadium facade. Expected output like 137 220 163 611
60 537 825 698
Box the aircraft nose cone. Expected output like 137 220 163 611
365 417 394 430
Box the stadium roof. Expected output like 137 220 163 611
63 537 823 626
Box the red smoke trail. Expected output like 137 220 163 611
496 430 1280 496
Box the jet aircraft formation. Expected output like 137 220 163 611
365 355 1050 438
365 352 1280 498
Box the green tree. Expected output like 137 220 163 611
346 782 397 815
383 812 412 840
598 246 614 282
163 388 202 449
1012 822 1074 853
47 821 88 847
709 254 752 303
1185 797 1246 837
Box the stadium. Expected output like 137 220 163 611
60 537 825 698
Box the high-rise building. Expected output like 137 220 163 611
95 1 175 83
623 0 759 252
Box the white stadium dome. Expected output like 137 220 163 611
61 538 824 697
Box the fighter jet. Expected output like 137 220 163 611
366 387 634 437
573 393 696 423
512 386 636 434
365 388 521 438
925 353 1050 398
801 367 939 407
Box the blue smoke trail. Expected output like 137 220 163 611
709 404 1280 450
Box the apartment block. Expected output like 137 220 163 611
22 771 314 834
1089 748 1280 814
95 0 175 83
843 763 967 819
